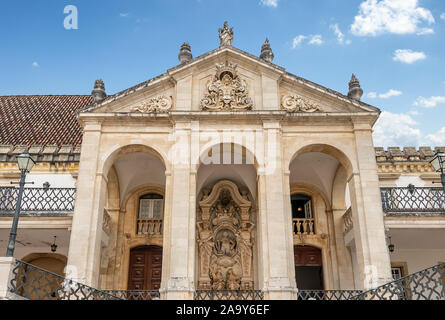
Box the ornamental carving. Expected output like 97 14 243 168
281 94 322 113
131 95 173 113
200 61 253 111
197 180 255 290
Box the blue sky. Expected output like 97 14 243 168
0 0 444 147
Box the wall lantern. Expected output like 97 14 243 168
388 236 395 253
51 236 58 253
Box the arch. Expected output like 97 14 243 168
194 142 260 172
21 253 67 267
288 143 354 177
120 184 165 211
290 183 331 210
100 144 168 178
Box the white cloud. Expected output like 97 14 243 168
260 0 278 7
425 127 445 146
374 112 445 147
32 61 39 68
120 13 129 17
413 96 445 108
393 49 426 64
292 35 306 48
367 89 402 99
440 13 445 20
308 34 323 46
379 89 403 99
416 28 434 35
351 0 435 36
373 111 421 147
330 24 351 45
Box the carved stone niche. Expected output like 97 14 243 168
197 180 255 290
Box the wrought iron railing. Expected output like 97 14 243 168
381 187 445 216
343 207 353 234
0 187 76 216
297 289 363 300
351 263 445 300
9 260 120 300
136 218 163 236
103 290 160 300
292 218 315 235
194 290 264 300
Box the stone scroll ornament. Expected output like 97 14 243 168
280 94 322 113
197 180 255 290
131 95 173 113
200 61 253 111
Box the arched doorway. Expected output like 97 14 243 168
294 246 323 290
128 246 162 290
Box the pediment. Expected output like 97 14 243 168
80 45 379 115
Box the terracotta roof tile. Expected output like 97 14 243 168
0 95 92 147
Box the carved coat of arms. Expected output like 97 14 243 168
200 61 253 111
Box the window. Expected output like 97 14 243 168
138 194 163 219
291 194 313 219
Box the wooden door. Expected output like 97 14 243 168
128 246 162 290
294 246 323 290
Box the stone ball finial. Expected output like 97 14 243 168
178 42 193 64
348 74 363 101
260 38 274 63
91 79 106 103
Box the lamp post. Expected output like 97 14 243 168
429 151 445 193
6 151 35 257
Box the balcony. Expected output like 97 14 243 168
381 186 445 217
0 187 76 216
136 218 163 236
292 218 315 235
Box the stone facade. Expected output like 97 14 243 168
0 22 444 300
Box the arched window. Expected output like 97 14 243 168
136 193 164 235
291 194 313 219
138 193 163 219
291 194 314 235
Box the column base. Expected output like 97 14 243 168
0 257 15 300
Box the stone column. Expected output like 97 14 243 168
67 121 105 287
260 122 294 299
348 120 392 289
163 121 195 299
0 257 14 300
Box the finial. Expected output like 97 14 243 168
260 38 274 63
178 42 193 64
91 79 106 103
348 74 363 101
218 21 234 47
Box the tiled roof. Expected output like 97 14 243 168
0 95 93 147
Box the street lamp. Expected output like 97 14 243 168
429 151 445 192
6 150 35 257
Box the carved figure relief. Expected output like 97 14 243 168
200 61 253 111
197 180 255 290
281 94 322 113
131 95 173 113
